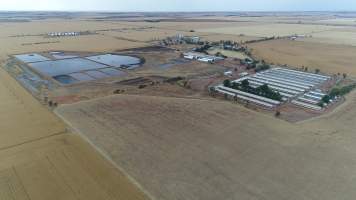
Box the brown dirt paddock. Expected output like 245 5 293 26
56 91 356 200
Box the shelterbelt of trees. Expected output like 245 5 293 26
223 79 282 101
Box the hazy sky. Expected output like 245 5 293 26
1 0 356 11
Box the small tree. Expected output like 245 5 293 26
315 69 320 74
209 87 217 96
318 102 324 108
259 84 270 94
140 84 147 89
231 82 240 89
322 95 331 104
343 73 347 79
255 63 270 72
241 79 250 89
329 88 340 98
275 111 281 117
233 95 238 102
223 79 231 87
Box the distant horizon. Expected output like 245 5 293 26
0 10 356 13
1 0 356 13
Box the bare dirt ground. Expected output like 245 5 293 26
56 91 356 200
247 39 356 76
0 68 149 200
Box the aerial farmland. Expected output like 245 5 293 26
0 11 356 200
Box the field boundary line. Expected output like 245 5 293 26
0 130 68 152
54 109 156 200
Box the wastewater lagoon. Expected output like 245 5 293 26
14 53 142 85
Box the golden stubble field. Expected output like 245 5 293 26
2 17 356 71
0 20 258 61
299 28 356 46
0 68 149 200
248 39 356 76
196 23 339 37
0 19 157 200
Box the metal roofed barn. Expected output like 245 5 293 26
183 52 224 63
215 68 331 110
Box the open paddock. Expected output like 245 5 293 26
299 28 356 46
56 92 356 200
0 20 138 36
99 28 198 42
315 18 356 26
0 68 148 200
198 33 262 43
197 23 338 37
248 39 356 76
193 15 335 24
0 35 147 61
115 21 257 32
207 48 251 60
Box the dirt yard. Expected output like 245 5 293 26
56 91 356 200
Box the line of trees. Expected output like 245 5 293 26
223 79 282 101
255 63 271 72
194 44 212 54
329 84 356 98
244 36 277 44
214 52 227 58
318 83 356 107
244 60 271 72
